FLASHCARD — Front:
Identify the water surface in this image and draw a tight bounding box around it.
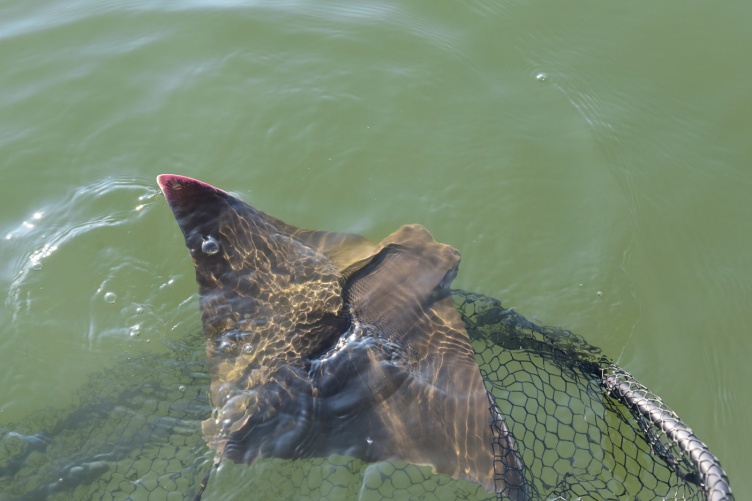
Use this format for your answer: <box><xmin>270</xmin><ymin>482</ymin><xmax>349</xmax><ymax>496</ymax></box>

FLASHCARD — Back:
<box><xmin>1</xmin><ymin>1</ymin><xmax>750</xmax><ymax>499</ymax></box>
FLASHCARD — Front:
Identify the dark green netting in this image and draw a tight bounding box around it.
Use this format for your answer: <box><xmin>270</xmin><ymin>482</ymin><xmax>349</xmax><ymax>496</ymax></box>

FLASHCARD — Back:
<box><xmin>0</xmin><ymin>337</ymin><xmax>210</xmax><ymax>501</ymax></box>
<box><xmin>458</xmin><ymin>291</ymin><xmax>732</xmax><ymax>501</ymax></box>
<box><xmin>0</xmin><ymin>290</ymin><xmax>732</xmax><ymax>500</ymax></box>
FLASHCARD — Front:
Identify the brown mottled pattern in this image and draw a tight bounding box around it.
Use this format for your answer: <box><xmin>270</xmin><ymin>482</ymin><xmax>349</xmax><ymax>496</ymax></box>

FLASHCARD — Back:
<box><xmin>157</xmin><ymin>174</ymin><xmax>525</xmax><ymax>499</ymax></box>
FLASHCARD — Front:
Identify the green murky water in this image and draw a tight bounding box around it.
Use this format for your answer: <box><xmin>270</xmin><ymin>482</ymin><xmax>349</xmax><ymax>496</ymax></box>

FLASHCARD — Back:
<box><xmin>1</xmin><ymin>1</ymin><xmax>750</xmax><ymax>499</ymax></box>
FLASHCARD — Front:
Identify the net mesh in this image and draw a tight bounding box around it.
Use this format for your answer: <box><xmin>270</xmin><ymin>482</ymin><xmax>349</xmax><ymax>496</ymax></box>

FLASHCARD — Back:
<box><xmin>458</xmin><ymin>290</ymin><xmax>732</xmax><ymax>501</ymax></box>
<box><xmin>0</xmin><ymin>290</ymin><xmax>732</xmax><ymax>500</ymax></box>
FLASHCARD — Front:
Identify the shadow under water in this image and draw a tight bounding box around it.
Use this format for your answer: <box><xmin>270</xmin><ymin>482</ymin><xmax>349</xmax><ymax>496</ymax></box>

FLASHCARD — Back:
<box><xmin>0</xmin><ymin>290</ymin><xmax>732</xmax><ymax>501</ymax></box>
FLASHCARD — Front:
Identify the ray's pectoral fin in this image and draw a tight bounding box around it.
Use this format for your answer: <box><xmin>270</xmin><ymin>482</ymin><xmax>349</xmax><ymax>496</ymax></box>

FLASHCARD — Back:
<box><xmin>330</xmin><ymin>224</ymin><xmax>527</xmax><ymax>499</ymax></box>
<box><xmin>158</xmin><ymin>174</ymin><xmax>348</xmax><ymax>448</ymax></box>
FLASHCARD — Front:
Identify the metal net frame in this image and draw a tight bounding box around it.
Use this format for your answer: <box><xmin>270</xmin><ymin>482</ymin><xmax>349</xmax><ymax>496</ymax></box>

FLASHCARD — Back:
<box><xmin>0</xmin><ymin>290</ymin><xmax>733</xmax><ymax>500</ymax></box>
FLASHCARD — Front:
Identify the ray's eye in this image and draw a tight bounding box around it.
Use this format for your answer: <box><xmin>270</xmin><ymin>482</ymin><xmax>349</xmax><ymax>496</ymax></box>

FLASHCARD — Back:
<box><xmin>202</xmin><ymin>236</ymin><xmax>220</xmax><ymax>255</ymax></box>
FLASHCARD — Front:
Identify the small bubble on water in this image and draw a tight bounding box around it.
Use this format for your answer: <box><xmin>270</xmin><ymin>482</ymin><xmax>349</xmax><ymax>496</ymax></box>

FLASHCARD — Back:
<box><xmin>202</xmin><ymin>236</ymin><xmax>220</xmax><ymax>255</ymax></box>
<box><xmin>536</xmin><ymin>72</ymin><xmax>548</xmax><ymax>82</ymax></box>
<box><xmin>104</xmin><ymin>292</ymin><xmax>117</xmax><ymax>304</ymax></box>
<box><xmin>30</xmin><ymin>260</ymin><xmax>43</xmax><ymax>271</ymax></box>
<box><xmin>178</xmin><ymin>385</ymin><xmax>187</xmax><ymax>392</ymax></box>
<box><xmin>136</xmin><ymin>306</ymin><xmax>144</xmax><ymax>314</ymax></box>
<box><xmin>366</xmin><ymin>437</ymin><xmax>373</xmax><ymax>445</ymax></box>
<box><xmin>129</xmin><ymin>324</ymin><xmax>140</xmax><ymax>337</ymax></box>
<box><xmin>596</xmin><ymin>291</ymin><xmax>603</xmax><ymax>297</ymax></box>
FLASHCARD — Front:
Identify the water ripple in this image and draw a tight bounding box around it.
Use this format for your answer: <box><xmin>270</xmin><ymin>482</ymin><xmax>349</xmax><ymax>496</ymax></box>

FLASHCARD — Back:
<box><xmin>4</xmin><ymin>176</ymin><xmax>160</xmax><ymax>324</ymax></box>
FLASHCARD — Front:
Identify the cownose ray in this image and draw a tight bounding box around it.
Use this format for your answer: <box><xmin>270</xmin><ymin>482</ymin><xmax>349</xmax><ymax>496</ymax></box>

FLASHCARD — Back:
<box><xmin>157</xmin><ymin>174</ymin><xmax>526</xmax><ymax>500</ymax></box>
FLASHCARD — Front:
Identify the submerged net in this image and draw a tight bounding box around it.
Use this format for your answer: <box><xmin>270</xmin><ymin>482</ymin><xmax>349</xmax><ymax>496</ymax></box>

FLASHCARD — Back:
<box><xmin>0</xmin><ymin>336</ymin><xmax>211</xmax><ymax>501</ymax></box>
<box><xmin>458</xmin><ymin>291</ymin><xmax>733</xmax><ymax>501</ymax></box>
<box><xmin>0</xmin><ymin>291</ymin><xmax>733</xmax><ymax>500</ymax></box>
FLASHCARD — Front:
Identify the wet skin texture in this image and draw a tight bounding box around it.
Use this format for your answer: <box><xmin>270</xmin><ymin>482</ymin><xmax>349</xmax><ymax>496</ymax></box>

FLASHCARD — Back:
<box><xmin>158</xmin><ymin>174</ymin><xmax>525</xmax><ymax>499</ymax></box>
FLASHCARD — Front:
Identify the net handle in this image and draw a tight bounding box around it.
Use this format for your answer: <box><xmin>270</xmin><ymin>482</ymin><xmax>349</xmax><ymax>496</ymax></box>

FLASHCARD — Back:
<box><xmin>601</xmin><ymin>365</ymin><xmax>733</xmax><ymax>501</ymax></box>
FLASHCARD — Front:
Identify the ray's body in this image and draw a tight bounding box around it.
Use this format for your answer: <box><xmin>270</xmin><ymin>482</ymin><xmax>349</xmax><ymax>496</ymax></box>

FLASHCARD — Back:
<box><xmin>158</xmin><ymin>175</ymin><xmax>525</xmax><ymax>500</ymax></box>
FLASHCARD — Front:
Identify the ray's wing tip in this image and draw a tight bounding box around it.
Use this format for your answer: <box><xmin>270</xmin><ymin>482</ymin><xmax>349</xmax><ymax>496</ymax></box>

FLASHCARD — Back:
<box><xmin>156</xmin><ymin>174</ymin><xmax>230</xmax><ymax>204</ymax></box>
<box><xmin>156</xmin><ymin>173</ymin><xmax>175</xmax><ymax>186</ymax></box>
<box><xmin>157</xmin><ymin>173</ymin><xmax>209</xmax><ymax>191</ymax></box>
<box><xmin>157</xmin><ymin>173</ymin><xmax>185</xmax><ymax>189</ymax></box>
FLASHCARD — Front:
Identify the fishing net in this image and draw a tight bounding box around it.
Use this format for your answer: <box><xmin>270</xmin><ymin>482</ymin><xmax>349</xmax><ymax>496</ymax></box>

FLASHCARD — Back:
<box><xmin>0</xmin><ymin>336</ymin><xmax>210</xmax><ymax>501</ymax></box>
<box><xmin>0</xmin><ymin>290</ymin><xmax>733</xmax><ymax>500</ymax></box>
<box><xmin>458</xmin><ymin>291</ymin><xmax>733</xmax><ymax>501</ymax></box>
